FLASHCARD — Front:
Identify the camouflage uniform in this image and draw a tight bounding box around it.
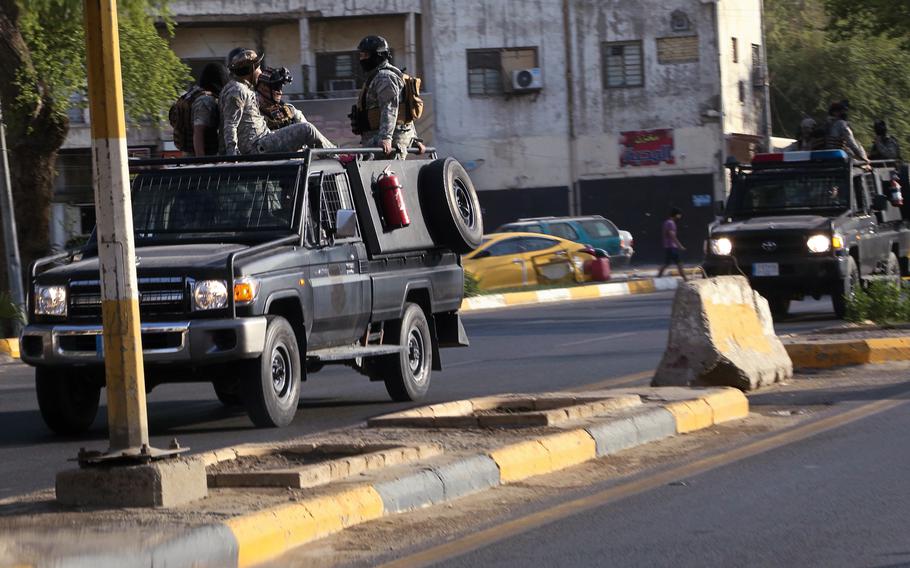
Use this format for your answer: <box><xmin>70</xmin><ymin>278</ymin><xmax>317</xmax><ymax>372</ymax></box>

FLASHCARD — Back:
<box><xmin>259</xmin><ymin>98</ymin><xmax>306</xmax><ymax>131</ymax></box>
<box><xmin>359</xmin><ymin>62</ymin><xmax>416</xmax><ymax>159</ymax></box>
<box><xmin>825</xmin><ymin>117</ymin><xmax>869</xmax><ymax>163</ymax></box>
<box><xmin>191</xmin><ymin>92</ymin><xmax>222</xmax><ymax>155</ymax></box>
<box><xmin>871</xmin><ymin>135</ymin><xmax>902</xmax><ymax>161</ymax></box>
<box><xmin>221</xmin><ymin>77</ymin><xmax>334</xmax><ymax>155</ymax></box>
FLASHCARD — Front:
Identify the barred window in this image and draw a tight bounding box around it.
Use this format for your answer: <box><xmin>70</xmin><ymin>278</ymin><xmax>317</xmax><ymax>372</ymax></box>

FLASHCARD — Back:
<box><xmin>467</xmin><ymin>50</ymin><xmax>503</xmax><ymax>96</ymax></box>
<box><xmin>306</xmin><ymin>172</ymin><xmax>356</xmax><ymax>245</ymax></box>
<box><xmin>602</xmin><ymin>41</ymin><xmax>643</xmax><ymax>88</ymax></box>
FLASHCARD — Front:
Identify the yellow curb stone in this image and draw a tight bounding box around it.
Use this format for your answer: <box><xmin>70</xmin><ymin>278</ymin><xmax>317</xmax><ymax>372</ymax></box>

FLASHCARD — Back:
<box><xmin>537</xmin><ymin>430</ymin><xmax>597</xmax><ymax>471</ymax></box>
<box><xmin>503</xmin><ymin>291</ymin><xmax>539</xmax><ymax>306</ymax></box>
<box><xmin>489</xmin><ymin>440</ymin><xmax>552</xmax><ymax>483</ymax></box>
<box><xmin>700</xmin><ymin>389</ymin><xmax>750</xmax><ymax>424</ymax></box>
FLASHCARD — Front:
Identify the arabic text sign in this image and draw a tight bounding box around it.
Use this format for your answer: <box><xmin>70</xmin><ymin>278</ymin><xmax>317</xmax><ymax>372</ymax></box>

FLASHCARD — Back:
<box><xmin>620</xmin><ymin>129</ymin><xmax>675</xmax><ymax>167</ymax></box>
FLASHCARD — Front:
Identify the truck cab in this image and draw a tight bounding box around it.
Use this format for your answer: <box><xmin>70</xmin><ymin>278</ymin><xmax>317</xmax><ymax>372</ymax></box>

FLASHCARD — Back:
<box><xmin>703</xmin><ymin>150</ymin><xmax>909</xmax><ymax>318</ymax></box>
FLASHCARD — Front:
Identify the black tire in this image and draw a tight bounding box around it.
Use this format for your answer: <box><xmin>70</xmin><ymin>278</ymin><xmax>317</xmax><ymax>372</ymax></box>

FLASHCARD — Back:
<box><xmin>885</xmin><ymin>252</ymin><xmax>901</xmax><ymax>284</ymax></box>
<box><xmin>212</xmin><ymin>378</ymin><xmax>243</xmax><ymax>407</ymax></box>
<box><xmin>419</xmin><ymin>157</ymin><xmax>483</xmax><ymax>253</ymax></box>
<box><xmin>35</xmin><ymin>367</ymin><xmax>101</xmax><ymax>435</ymax></box>
<box><xmin>240</xmin><ymin>316</ymin><xmax>302</xmax><ymax>427</ymax></box>
<box><xmin>767</xmin><ymin>295</ymin><xmax>791</xmax><ymax>319</ymax></box>
<box><xmin>832</xmin><ymin>256</ymin><xmax>859</xmax><ymax>319</ymax></box>
<box><xmin>377</xmin><ymin>303</ymin><xmax>433</xmax><ymax>402</ymax></box>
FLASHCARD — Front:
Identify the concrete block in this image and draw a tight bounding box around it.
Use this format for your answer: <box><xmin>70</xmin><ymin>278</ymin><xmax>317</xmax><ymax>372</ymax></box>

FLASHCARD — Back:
<box><xmin>56</xmin><ymin>456</ymin><xmax>208</xmax><ymax>508</ymax></box>
<box><xmin>653</xmin><ymin>276</ymin><xmax>792</xmax><ymax>391</ymax></box>
<box><xmin>629</xmin><ymin>407</ymin><xmax>677</xmax><ymax>444</ymax></box>
<box><xmin>373</xmin><ymin>469</ymin><xmax>445</xmax><ymax>513</ymax></box>
<box><xmin>431</xmin><ymin>455</ymin><xmax>500</xmax><ymax>500</ymax></box>
<box><xmin>585</xmin><ymin>416</ymin><xmax>639</xmax><ymax>457</ymax></box>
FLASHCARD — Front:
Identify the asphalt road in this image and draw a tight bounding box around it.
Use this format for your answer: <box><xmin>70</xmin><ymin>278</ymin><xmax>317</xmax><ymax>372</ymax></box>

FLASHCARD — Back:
<box><xmin>0</xmin><ymin>291</ymin><xmax>837</xmax><ymax>498</ymax></box>
<box><xmin>430</xmin><ymin>395</ymin><xmax>910</xmax><ymax>568</ymax></box>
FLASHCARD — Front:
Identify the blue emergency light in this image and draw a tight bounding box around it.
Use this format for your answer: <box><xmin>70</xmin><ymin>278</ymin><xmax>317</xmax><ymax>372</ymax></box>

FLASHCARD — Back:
<box><xmin>752</xmin><ymin>150</ymin><xmax>849</xmax><ymax>164</ymax></box>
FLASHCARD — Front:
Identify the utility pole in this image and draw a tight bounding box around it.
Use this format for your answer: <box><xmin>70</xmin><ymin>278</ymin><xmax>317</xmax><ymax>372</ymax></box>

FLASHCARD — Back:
<box><xmin>83</xmin><ymin>0</ymin><xmax>149</xmax><ymax>456</ymax></box>
<box><xmin>562</xmin><ymin>0</ymin><xmax>580</xmax><ymax>216</ymax></box>
<box><xmin>0</xmin><ymin>99</ymin><xmax>25</xmax><ymax>333</ymax></box>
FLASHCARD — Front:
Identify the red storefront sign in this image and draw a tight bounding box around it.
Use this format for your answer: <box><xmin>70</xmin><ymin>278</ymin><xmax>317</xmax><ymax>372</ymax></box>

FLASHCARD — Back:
<box><xmin>619</xmin><ymin>129</ymin><xmax>675</xmax><ymax>167</ymax></box>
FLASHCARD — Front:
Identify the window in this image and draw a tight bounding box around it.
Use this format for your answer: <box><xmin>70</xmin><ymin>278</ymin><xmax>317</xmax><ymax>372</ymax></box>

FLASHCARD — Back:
<box><xmin>751</xmin><ymin>44</ymin><xmax>763</xmax><ymax>86</ymax></box>
<box><xmin>306</xmin><ymin>172</ymin><xmax>356</xmax><ymax>245</ymax></box>
<box><xmin>739</xmin><ymin>80</ymin><xmax>746</xmax><ymax>103</ymax></box>
<box><xmin>732</xmin><ymin>37</ymin><xmax>739</xmax><ymax>63</ymax></box>
<box><xmin>602</xmin><ymin>41</ymin><xmax>643</xmax><ymax>88</ymax></box>
<box><xmin>548</xmin><ymin>222</ymin><xmax>579</xmax><ymax>241</ymax></box>
<box><xmin>315</xmin><ymin>51</ymin><xmax>367</xmax><ymax>94</ymax></box>
<box><xmin>521</xmin><ymin>237</ymin><xmax>559</xmax><ymax>253</ymax></box>
<box><xmin>580</xmin><ymin>220</ymin><xmax>617</xmax><ymax>238</ymax></box>
<box><xmin>467</xmin><ymin>47</ymin><xmax>538</xmax><ymax>96</ymax></box>
<box><xmin>486</xmin><ymin>238</ymin><xmax>523</xmax><ymax>257</ymax></box>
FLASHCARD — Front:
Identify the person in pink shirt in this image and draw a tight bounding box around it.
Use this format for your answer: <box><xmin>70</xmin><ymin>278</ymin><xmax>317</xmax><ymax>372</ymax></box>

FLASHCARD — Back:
<box><xmin>657</xmin><ymin>207</ymin><xmax>688</xmax><ymax>281</ymax></box>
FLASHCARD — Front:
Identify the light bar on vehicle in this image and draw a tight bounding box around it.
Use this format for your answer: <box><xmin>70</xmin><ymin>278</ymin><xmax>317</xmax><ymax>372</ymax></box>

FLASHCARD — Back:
<box><xmin>752</xmin><ymin>150</ymin><xmax>849</xmax><ymax>164</ymax></box>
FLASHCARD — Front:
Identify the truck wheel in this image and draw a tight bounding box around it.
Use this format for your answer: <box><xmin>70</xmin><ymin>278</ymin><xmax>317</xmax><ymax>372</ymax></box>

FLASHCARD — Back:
<box><xmin>212</xmin><ymin>378</ymin><xmax>243</xmax><ymax>407</ymax></box>
<box><xmin>419</xmin><ymin>157</ymin><xmax>483</xmax><ymax>254</ymax></box>
<box><xmin>767</xmin><ymin>295</ymin><xmax>790</xmax><ymax>319</ymax></box>
<box><xmin>240</xmin><ymin>316</ymin><xmax>301</xmax><ymax>427</ymax></box>
<box><xmin>885</xmin><ymin>252</ymin><xmax>901</xmax><ymax>284</ymax></box>
<box><xmin>379</xmin><ymin>303</ymin><xmax>432</xmax><ymax>402</ymax></box>
<box><xmin>832</xmin><ymin>257</ymin><xmax>859</xmax><ymax>319</ymax></box>
<box><xmin>35</xmin><ymin>367</ymin><xmax>101</xmax><ymax>435</ymax></box>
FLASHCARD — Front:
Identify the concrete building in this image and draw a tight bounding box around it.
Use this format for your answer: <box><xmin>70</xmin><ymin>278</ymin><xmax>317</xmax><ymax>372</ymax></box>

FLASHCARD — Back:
<box><xmin>52</xmin><ymin>0</ymin><xmax>768</xmax><ymax>261</ymax></box>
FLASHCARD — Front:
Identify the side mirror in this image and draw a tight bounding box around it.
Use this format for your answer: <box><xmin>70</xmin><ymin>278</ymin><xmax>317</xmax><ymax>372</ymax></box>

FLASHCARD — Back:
<box><xmin>335</xmin><ymin>209</ymin><xmax>358</xmax><ymax>239</ymax></box>
<box><xmin>713</xmin><ymin>200</ymin><xmax>725</xmax><ymax>217</ymax></box>
<box><xmin>872</xmin><ymin>194</ymin><xmax>889</xmax><ymax>212</ymax></box>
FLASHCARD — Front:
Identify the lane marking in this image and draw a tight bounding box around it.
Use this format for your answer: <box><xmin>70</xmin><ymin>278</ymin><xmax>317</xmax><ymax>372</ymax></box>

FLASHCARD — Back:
<box><xmin>558</xmin><ymin>332</ymin><xmax>637</xmax><ymax>348</ymax></box>
<box><xmin>379</xmin><ymin>396</ymin><xmax>907</xmax><ymax>568</ymax></box>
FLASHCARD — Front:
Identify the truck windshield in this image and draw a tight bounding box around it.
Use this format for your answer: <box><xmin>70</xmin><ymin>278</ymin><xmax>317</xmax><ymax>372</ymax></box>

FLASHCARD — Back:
<box><xmin>130</xmin><ymin>166</ymin><xmax>300</xmax><ymax>239</ymax></box>
<box><xmin>727</xmin><ymin>171</ymin><xmax>850</xmax><ymax>215</ymax></box>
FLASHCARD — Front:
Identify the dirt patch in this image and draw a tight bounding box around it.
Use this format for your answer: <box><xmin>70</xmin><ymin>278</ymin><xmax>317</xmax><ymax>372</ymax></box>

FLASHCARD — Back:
<box><xmin>208</xmin><ymin>450</ymin><xmax>356</xmax><ymax>474</ymax></box>
<box><xmin>782</xmin><ymin>323</ymin><xmax>910</xmax><ymax>341</ymax></box>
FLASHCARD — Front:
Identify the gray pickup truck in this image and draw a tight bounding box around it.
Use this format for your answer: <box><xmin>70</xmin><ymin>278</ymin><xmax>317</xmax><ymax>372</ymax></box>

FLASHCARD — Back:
<box><xmin>704</xmin><ymin>149</ymin><xmax>910</xmax><ymax>318</ymax></box>
<box><xmin>21</xmin><ymin>149</ymin><xmax>483</xmax><ymax>433</ymax></box>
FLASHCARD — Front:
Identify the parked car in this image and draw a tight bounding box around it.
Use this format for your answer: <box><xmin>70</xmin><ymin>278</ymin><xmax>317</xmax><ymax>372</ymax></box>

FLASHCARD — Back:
<box><xmin>463</xmin><ymin>232</ymin><xmax>594</xmax><ymax>291</ymax></box>
<box><xmin>495</xmin><ymin>215</ymin><xmax>634</xmax><ymax>267</ymax></box>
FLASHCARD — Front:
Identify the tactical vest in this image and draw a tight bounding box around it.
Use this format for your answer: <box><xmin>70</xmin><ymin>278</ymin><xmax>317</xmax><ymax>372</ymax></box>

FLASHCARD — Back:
<box><xmin>352</xmin><ymin>65</ymin><xmax>421</xmax><ymax>133</ymax></box>
<box><xmin>260</xmin><ymin>102</ymin><xmax>296</xmax><ymax>131</ymax></box>
<box><xmin>824</xmin><ymin>119</ymin><xmax>849</xmax><ymax>152</ymax></box>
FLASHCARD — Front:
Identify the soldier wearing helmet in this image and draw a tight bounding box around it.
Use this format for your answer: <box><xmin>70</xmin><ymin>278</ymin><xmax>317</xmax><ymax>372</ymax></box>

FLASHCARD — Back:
<box><xmin>220</xmin><ymin>48</ymin><xmax>334</xmax><ymax>155</ymax></box>
<box><xmin>256</xmin><ymin>66</ymin><xmax>307</xmax><ymax>131</ymax></box>
<box><xmin>351</xmin><ymin>35</ymin><xmax>418</xmax><ymax>159</ymax></box>
<box><xmin>870</xmin><ymin>119</ymin><xmax>902</xmax><ymax>161</ymax></box>
<box><xmin>824</xmin><ymin>100</ymin><xmax>869</xmax><ymax>165</ymax></box>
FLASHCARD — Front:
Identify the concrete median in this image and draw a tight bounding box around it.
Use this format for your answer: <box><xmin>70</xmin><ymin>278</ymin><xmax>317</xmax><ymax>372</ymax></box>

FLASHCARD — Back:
<box><xmin>652</xmin><ymin>276</ymin><xmax>792</xmax><ymax>391</ymax></box>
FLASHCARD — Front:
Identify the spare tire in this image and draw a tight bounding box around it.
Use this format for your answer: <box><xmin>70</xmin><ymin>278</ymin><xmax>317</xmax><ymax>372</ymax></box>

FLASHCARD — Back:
<box><xmin>418</xmin><ymin>158</ymin><xmax>483</xmax><ymax>253</ymax></box>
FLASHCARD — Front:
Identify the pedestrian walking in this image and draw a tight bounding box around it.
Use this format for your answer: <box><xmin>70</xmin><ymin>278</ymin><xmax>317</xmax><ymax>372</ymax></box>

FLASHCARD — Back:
<box><xmin>657</xmin><ymin>207</ymin><xmax>688</xmax><ymax>281</ymax></box>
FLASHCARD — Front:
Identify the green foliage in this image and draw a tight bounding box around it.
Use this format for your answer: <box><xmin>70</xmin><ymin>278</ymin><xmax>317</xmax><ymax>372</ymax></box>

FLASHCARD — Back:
<box><xmin>825</xmin><ymin>0</ymin><xmax>910</xmax><ymax>48</ymax></box>
<box><xmin>0</xmin><ymin>291</ymin><xmax>25</xmax><ymax>324</ymax></box>
<box><xmin>17</xmin><ymin>0</ymin><xmax>190</xmax><ymax>123</ymax></box>
<box><xmin>845</xmin><ymin>281</ymin><xmax>910</xmax><ymax>324</ymax></box>
<box><xmin>464</xmin><ymin>271</ymin><xmax>481</xmax><ymax>298</ymax></box>
<box><xmin>767</xmin><ymin>0</ymin><xmax>910</xmax><ymax>151</ymax></box>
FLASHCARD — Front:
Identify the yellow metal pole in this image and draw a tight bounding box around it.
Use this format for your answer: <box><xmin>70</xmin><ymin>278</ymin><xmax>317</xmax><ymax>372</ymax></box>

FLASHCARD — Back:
<box><xmin>83</xmin><ymin>0</ymin><xmax>148</xmax><ymax>453</ymax></box>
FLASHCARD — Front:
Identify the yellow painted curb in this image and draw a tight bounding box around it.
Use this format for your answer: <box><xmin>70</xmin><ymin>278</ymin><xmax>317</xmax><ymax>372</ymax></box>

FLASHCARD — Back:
<box><xmin>488</xmin><ymin>439</ymin><xmax>552</xmax><ymax>483</ymax></box>
<box><xmin>226</xmin><ymin>485</ymin><xmax>383</xmax><ymax>568</ymax></box>
<box><xmin>568</xmin><ymin>286</ymin><xmax>604</xmax><ymax>300</ymax></box>
<box><xmin>503</xmin><ymin>291</ymin><xmax>539</xmax><ymax>306</ymax></box>
<box><xmin>785</xmin><ymin>337</ymin><xmax>910</xmax><ymax>369</ymax></box>
<box><xmin>0</xmin><ymin>338</ymin><xmax>19</xmax><ymax>359</ymax></box>
<box><xmin>700</xmin><ymin>388</ymin><xmax>750</xmax><ymax>425</ymax></box>
<box><xmin>537</xmin><ymin>430</ymin><xmax>597</xmax><ymax>471</ymax></box>
<box><xmin>627</xmin><ymin>280</ymin><xmax>656</xmax><ymax>294</ymax></box>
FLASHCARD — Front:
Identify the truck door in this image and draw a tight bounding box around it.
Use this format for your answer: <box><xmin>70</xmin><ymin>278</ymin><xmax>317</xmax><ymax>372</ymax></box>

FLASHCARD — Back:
<box><xmin>305</xmin><ymin>172</ymin><xmax>370</xmax><ymax>347</ymax></box>
<box><xmin>852</xmin><ymin>174</ymin><xmax>883</xmax><ymax>275</ymax></box>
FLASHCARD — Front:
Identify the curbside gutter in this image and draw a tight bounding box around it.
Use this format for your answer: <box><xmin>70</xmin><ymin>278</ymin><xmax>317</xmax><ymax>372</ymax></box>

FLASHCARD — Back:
<box><xmin>460</xmin><ymin>276</ymin><xmax>682</xmax><ymax>312</ymax></box>
<box><xmin>785</xmin><ymin>337</ymin><xmax>910</xmax><ymax>369</ymax></box>
<box><xmin>118</xmin><ymin>388</ymin><xmax>748</xmax><ymax>568</ymax></box>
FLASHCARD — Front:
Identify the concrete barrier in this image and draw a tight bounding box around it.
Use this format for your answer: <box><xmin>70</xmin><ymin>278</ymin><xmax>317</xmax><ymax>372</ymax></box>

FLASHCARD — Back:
<box><xmin>652</xmin><ymin>276</ymin><xmax>792</xmax><ymax>391</ymax></box>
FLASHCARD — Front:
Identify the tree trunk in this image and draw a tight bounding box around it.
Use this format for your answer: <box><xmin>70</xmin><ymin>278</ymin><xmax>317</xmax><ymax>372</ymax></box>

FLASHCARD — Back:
<box><xmin>0</xmin><ymin>0</ymin><xmax>69</xmax><ymax>289</ymax></box>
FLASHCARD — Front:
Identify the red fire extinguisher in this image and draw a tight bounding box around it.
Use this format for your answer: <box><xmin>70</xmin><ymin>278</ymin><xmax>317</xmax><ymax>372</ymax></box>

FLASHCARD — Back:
<box><xmin>376</xmin><ymin>167</ymin><xmax>411</xmax><ymax>229</ymax></box>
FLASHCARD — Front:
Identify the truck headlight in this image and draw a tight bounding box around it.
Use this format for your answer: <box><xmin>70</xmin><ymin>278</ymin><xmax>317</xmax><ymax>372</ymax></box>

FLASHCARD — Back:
<box><xmin>233</xmin><ymin>277</ymin><xmax>260</xmax><ymax>305</ymax></box>
<box><xmin>193</xmin><ymin>280</ymin><xmax>228</xmax><ymax>311</ymax></box>
<box><xmin>807</xmin><ymin>235</ymin><xmax>831</xmax><ymax>253</ymax></box>
<box><xmin>710</xmin><ymin>237</ymin><xmax>733</xmax><ymax>256</ymax></box>
<box><xmin>35</xmin><ymin>285</ymin><xmax>67</xmax><ymax>316</ymax></box>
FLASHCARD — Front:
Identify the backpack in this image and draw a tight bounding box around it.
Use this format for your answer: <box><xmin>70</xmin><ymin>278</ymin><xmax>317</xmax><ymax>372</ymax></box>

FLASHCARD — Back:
<box><xmin>400</xmin><ymin>73</ymin><xmax>424</xmax><ymax>123</ymax></box>
<box><xmin>168</xmin><ymin>86</ymin><xmax>212</xmax><ymax>153</ymax></box>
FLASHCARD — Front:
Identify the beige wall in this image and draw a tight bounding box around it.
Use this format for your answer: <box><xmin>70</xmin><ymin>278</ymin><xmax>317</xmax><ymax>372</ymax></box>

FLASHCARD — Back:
<box><xmin>311</xmin><ymin>15</ymin><xmax>407</xmax><ymax>60</ymax></box>
<box><xmin>170</xmin><ymin>26</ymin><xmax>258</xmax><ymax>62</ymax></box>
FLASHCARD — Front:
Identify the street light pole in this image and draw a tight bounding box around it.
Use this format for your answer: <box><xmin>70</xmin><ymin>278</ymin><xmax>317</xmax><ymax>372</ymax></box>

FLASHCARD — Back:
<box><xmin>83</xmin><ymin>0</ymin><xmax>149</xmax><ymax>456</ymax></box>
<box><xmin>0</xmin><ymin>99</ymin><xmax>25</xmax><ymax>333</ymax></box>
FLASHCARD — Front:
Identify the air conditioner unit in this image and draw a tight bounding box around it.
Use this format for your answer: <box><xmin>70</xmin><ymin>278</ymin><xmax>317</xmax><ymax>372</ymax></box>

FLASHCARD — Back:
<box><xmin>511</xmin><ymin>68</ymin><xmax>543</xmax><ymax>92</ymax></box>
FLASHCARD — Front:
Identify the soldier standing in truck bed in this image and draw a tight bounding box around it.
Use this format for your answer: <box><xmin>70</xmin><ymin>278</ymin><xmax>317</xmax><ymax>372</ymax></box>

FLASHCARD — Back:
<box><xmin>352</xmin><ymin>35</ymin><xmax>418</xmax><ymax>159</ymax></box>
<box><xmin>870</xmin><ymin>119</ymin><xmax>902</xmax><ymax>161</ymax></box>
<box><xmin>824</xmin><ymin>100</ymin><xmax>870</xmax><ymax>165</ymax></box>
<box><xmin>221</xmin><ymin>48</ymin><xmax>335</xmax><ymax>155</ymax></box>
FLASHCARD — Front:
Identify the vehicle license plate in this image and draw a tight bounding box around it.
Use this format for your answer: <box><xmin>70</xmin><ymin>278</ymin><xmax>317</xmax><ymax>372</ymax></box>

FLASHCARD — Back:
<box><xmin>752</xmin><ymin>262</ymin><xmax>779</xmax><ymax>277</ymax></box>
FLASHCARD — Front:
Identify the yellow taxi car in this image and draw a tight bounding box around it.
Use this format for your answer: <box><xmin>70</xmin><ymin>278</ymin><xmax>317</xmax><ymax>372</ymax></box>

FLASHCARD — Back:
<box><xmin>462</xmin><ymin>232</ymin><xmax>594</xmax><ymax>291</ymax></box>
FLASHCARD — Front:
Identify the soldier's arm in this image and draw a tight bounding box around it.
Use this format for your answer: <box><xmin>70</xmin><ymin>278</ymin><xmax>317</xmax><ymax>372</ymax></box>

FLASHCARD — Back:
<box><xmin>374</xmin><ymin>72</ymin><xmax>402</xmax><ymax>141</ymax></box>
<box><xmin>284</xmin><ymin>102</ymin><xmax>306</xmax><ymax>124</ymax></box>
<box><xmin>843</xmin><ymin>124</ymin><xmax>869</xmax><ymax>163</ymax></box>
<box><xmin>221</xmin><ymin>91</ymin><xmax>243</xmax><ymax>156</ymax></box>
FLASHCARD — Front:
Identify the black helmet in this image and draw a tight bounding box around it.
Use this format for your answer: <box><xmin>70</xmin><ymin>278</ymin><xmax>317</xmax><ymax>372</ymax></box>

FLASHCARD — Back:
<box><xmin>261</xmin><ymin>66</ymin><xmax>293</xmax><ymax>90</ymax></box>
<box><xmin>357</xmin><ymin>35</ymin><xmax>390</xmax><ymax>56</ymax></box>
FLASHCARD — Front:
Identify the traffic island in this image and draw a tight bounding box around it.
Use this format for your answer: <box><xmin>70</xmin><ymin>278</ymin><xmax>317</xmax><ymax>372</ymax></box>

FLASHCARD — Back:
<box><xmin>0</xmin><ymin>387</ymin><xmax>748</xmax><ymax>567</ymax></box>
<box><xmin>782</xmin><ymin>328</ymin><xmax>910</xmax><ymax>369</ymax></box>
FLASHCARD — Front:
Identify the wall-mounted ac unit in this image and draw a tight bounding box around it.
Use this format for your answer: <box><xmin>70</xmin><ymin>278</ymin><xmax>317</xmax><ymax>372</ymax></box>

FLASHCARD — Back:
<box><xmin>511</xmin><ymin>68</ymin><xmax>543</xmax><ymax>92</ymax></box>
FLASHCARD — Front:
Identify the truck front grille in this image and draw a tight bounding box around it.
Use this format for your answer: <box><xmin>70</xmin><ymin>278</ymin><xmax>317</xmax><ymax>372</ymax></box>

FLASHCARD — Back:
<box><xmin>68</xmin><ymin>277</ymin><xmax>188</xmax><ymax>320</ymax></box>
<box><xmin>732</xmin><ymin>234</ymin><xmax>809</xmax><ymax>256</ymax></box>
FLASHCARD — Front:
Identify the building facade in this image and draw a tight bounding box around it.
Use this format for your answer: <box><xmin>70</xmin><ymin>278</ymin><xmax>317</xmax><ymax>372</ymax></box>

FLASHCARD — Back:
<box><xmin>52</xmin><ymin>0</ymin><xmax>768</xmax><ymax>261</ymax></box>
